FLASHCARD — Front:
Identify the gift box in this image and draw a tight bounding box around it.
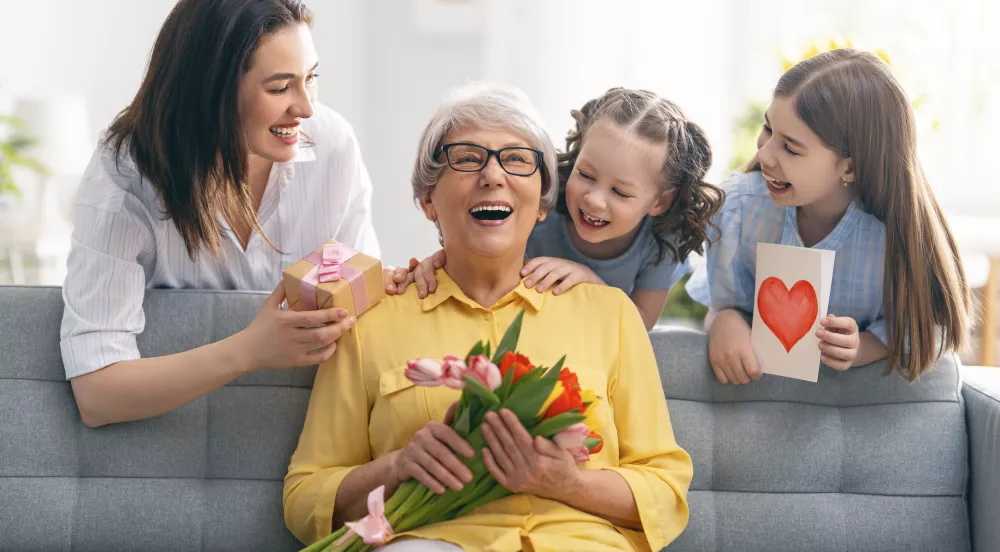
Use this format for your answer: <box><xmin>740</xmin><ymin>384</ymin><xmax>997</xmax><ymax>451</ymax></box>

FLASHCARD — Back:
<box><xmin>282</xmin><ymin>241</ymin><xmax>386</xmax><ymax>317</ymax></box>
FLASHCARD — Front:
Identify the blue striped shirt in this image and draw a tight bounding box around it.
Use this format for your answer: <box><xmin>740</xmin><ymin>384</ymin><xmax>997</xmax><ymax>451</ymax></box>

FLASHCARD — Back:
<box><xmin>59</xmin><ymin>103</ymin><xmax>380</xmax><ymax>379</ymax></box>
<box><xmin>686</xmin><ymin>171</ymin><xmax>888</xmax><ymax>345</ymax></box>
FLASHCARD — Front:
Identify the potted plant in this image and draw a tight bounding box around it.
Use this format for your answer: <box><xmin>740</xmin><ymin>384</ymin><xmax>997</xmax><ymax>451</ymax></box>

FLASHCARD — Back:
<box><xmin>0</xmin><ymin>114</ymin><xmax>45</xmax><ymax>199</ymax></box>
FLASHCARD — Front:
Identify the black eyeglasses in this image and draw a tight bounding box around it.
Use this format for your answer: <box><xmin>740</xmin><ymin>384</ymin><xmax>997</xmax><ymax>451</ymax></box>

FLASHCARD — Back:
<box><xmin>437</xmin><ymin>142</ymin><xmax>543</xmax><ymax>177</ymax></box>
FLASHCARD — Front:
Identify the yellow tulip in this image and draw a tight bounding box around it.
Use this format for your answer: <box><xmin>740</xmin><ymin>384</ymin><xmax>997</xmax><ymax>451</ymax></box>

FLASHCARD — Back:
<box><xmin>580</xmin><ymin>389</ymin><xmax>601</xmax><ymax>433</ymax></box>
<box><xmin>537</xmin><ymin>381</ymin><xmax>564</xmax><ymax>418</ymax></box>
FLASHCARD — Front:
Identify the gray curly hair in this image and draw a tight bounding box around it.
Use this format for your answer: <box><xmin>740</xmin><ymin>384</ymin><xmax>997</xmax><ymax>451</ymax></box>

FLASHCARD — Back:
<box><xmin>411</xmin><ymin>82</ymin><xmax>559</xmax><ymax>212</ymax></box>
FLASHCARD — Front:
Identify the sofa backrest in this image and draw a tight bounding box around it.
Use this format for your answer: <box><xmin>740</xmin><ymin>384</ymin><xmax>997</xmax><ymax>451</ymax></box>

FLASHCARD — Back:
<box><xmin>0</xmin><ymin>287</ymin><xmax>970</xmax><ymax>551</ymax></box>
<box><xmin>656</xmin><ymin>327</ymin><xmax>970</xmax><ymax>551</ymax></box>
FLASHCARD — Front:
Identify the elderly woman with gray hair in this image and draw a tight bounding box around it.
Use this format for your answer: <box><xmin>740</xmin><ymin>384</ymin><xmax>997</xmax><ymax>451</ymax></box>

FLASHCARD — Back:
<box><xmin>284</xmin><ymin>83</ymin><xmax>693</xmax><ymax>552</ymax></box>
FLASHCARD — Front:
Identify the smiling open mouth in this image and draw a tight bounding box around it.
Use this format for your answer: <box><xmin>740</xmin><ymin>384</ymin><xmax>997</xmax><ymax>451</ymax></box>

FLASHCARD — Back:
<box><xmin>269</xmin><ymin>125</ymin><xmax>299</xmax><ymax>138</ymax></box>
<box><xmin>469</xmin><ymin>205</ymin><xmax>513</xmax><ymax>221</ymax></box>
<box><xmin>580</xmin><ymin>209</ymin><xmax>609</xmax><ymax>227</ymax></box>
<box><xmin>764</xmin><ymin>174</ymin><xmax>791</xmax><ymax>191</ymax></box>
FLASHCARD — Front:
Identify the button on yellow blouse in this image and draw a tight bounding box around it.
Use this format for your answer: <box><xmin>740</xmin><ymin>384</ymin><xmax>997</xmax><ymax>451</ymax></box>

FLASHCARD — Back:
<box><xmin>284</xmin><ymin>270</ymin><xmax>693</xmax><ymax>552</ymax></box>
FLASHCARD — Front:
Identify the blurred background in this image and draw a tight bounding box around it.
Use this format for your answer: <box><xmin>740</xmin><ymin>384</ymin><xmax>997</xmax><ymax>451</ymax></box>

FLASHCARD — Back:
<box><xmin>0</xmin><ymin>0</ymin><xmax>998</xmax><ymax>364</ymax></box>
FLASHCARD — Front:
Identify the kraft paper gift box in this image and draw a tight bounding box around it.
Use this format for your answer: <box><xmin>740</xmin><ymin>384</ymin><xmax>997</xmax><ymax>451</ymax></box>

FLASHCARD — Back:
<box><xmin>282</xmin><ymin>241</ymin><xmax>386</xmax><ymax>317</ymax></box>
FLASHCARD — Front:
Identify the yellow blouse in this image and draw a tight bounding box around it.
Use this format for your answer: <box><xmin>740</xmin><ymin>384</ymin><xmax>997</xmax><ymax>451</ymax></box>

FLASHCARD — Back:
<box><xmin>283</xmin><ymin>270</ymin><xmax>693</xmax><ymax>552</ymax></box>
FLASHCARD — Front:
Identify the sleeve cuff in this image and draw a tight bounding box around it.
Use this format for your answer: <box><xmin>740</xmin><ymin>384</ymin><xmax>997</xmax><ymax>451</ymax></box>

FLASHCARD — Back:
<box><xmin>60</xmin><ymin>331</ymin><xmax>140</xmax><ymax>380</ymax></box>
<box><xmin>603</xmin><ymin>465</ymin><xmax>689</xmax><ymax>551</ymax></box>
<box><xmin>285</xmin><ymin>466</ymin><xmax>359</xmax><ymax>544</ymax></box>
<box><xmin>865</xmin><ymin>319</ymin><xmax>889</xmax><ymax>347</ymax></box>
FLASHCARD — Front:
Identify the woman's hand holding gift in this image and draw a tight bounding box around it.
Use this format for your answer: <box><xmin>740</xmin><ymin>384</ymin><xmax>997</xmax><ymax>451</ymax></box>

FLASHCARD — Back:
<box><xmin>237</xmin><ymin>281</ymin><xmax>356</xmax><ymax>372</ymax></box>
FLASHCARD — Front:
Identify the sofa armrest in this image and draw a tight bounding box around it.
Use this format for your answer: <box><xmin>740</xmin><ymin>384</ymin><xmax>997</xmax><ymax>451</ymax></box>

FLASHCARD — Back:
<box><xmin>962</xmin><ymin>365</ymin><xmax>1000</xmax><ymax>552</ymax></box>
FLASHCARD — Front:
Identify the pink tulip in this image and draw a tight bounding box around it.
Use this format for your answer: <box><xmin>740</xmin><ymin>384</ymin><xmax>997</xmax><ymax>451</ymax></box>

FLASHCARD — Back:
<box><xmin>441</xmin><ymin>355</ymin><xmax>467</xmax><ymax>389</ymax></box>
<box><xmin>405</xmin><ymin>358</ymin><xmax>443</xmax><ymax>386</ymax></box>
<box><xmin>468</xmin><ymin>355</ymin><xmax>502</xmax><ymax>391</ymax></box>
<box><xmin>568</xmin><ymin>445</ymin><xmax>591</xmax><ymax>464</ymax></box>
<box><xmin>553</xmin><ymin>423</ymin><xmax>590</xmax><ymax>450</ymax></box>
<box><xmin>339</xmin><ymin>485</ymin><xmax>393</xmax><ymax>545</ymax></box>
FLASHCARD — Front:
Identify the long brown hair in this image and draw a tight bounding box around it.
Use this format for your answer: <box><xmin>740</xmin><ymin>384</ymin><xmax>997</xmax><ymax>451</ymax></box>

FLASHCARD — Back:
<box><xmin>557</xmin><ymin>88</ymin><xmax>724</xmax><ymax>264</ymax></box>
<box><xmin>106</xmin><ymin>0</ymin><xmax>313</xmax><ymax>260</ymax></box>
<box><xmin>748</xmin><ymin>49</ymin><xmax>971</xmax><ymax>381</ymax></box>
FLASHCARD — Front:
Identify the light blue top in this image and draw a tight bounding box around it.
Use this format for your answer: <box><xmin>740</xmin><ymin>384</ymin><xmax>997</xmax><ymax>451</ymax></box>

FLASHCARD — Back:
<box><xmin>526</xmin><ymin>211</ymin><xmax>689</xmax><ymax>295</ymax></box>
<box><xmin>686</xmin><ymin>171</ymin><xmax>889</xmax><ymax>345</ymax></box>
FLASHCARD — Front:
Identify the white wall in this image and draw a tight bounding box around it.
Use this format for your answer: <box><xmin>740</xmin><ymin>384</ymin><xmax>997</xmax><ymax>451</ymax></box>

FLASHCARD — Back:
<box><xmin>353</xmin><ymin>1</ymin><xmax>484</xmax><ymax>265</ymax></box>
<box><xmin>2</xmin><ymin>0</ymin><xmax>998</xmax><ymax>272</ymax></box>
<box><xmin>0</xmin><ymin>0</ymin><xmax>481</xmax><ymax>266</ymax></box>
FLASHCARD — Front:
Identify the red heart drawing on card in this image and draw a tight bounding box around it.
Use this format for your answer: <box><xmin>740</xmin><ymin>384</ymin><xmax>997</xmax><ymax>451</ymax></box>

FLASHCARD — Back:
<box><xmin>757</xmin><ymin>277</ymin><xmax>819</xmax><ymax>352</ymax></box>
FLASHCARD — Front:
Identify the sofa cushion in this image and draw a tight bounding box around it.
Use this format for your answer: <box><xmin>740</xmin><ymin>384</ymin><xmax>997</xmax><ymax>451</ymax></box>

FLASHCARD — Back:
<box><xmin>0</xmin><ymin>287</ymin><xmax>304</xmax><ymax>551</ymax></box>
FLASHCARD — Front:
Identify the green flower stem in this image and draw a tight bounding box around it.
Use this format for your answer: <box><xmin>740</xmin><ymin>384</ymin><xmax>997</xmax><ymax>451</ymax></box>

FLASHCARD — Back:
<box><xmin>299</xmin><ymin>530</ymin><xmax>342</xmax><ymax>552</ymax></box>
<box><xmin>452</xmin><ymin>482</ymin><xmax>512</xmax><ymax>518</ymax></box>
<box><xmin>388</xmin><ymin>482</ymin><xmax>429</xmax><ymax>526</ymax></box>
<box><xmin>396</xmin><ymin>470</ymin><xmax>496</xmax><ymax>531</ymax></box>
<box><xmin>312</xmin><ymin>481</ymin><xmax>424</xmax><ymax>552</ymax></box>
<box><xmin>340</xmin><ymin>537</ymin><xmax>364</xmax><ymax>552</ymax></box>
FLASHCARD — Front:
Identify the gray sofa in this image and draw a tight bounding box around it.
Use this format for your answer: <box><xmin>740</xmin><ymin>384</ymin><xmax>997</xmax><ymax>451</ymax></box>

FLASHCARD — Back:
<box><xmin>1</xmin><ymin>286</ymin><xmax>998</xmax><ymax>551</ymax></box>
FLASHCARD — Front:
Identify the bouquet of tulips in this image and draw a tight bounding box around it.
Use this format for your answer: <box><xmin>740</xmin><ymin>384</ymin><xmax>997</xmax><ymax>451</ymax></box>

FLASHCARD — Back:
<box><xmin>302</xmin><ymin>309</ymin><xmax>603</xmax><ymax>552</ymax></box>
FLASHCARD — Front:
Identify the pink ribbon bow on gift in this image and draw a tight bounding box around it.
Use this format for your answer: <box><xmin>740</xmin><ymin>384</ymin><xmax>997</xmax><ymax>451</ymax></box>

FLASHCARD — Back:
<box><xmin>335</xmin><ymin>485</ymin><xmax>393</xmax><ymax>546</ymax></box>
<box><xmin>316</xmin><ymin>244</ymin><xmax>346</xmax><ymax>283</ymax></box>
<box><xmin>300</xmin><ymin>243</ymin><xmax>370</xmax><ymax>313</ymax></box>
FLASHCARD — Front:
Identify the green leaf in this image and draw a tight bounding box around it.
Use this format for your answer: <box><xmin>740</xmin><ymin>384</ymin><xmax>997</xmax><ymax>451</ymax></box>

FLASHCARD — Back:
<box><xmin>452</xmin><ymin>407</ymin><xmax>472</xmax><ymax>437</ymax></box>
<box><xmin>506</xmin><ymin>364</ymin><xmax>551</xmax><ymax>397</ymax></box>
<box><xmin>549</xmin><ymin>356</ymin><xmax>565</xmax><ymax>374</ymax></box>
<box><xmin>503</xmin><ymin>364</ymin><xmax>561</xmax><ymax>424</ymax></box>
<box><xmin>463</xmin><ymin>375</ymin><xmax>500</xmax><ymax>408</ymax></box>
<box><xmin>465</xmin><ymin>340</ymin><xmax>487</xmax><ymax>361</ymax></box>
<box><xmin>584</xmin><ymin>436</ymin><xmax>602</xmax><ymax>450</ymax></box>
<box><xmin>497</xmin><ymin>358</ymin><xmax>516</xmax><ymax>402</ymax></box>
<box><xmin>529</xmin><ymin>411</ymin><xmax>586</xmax><ymax>438</ymax></box>
<box><xmin>522</xmin><ymin>366</ymin><xmax>547</xmax><ymax>381</ymax></box>
<box><xmin>0</xmin><ymin>164</ymin><xmax>20</xmax><ymax>199</ymax></box>
<box><xmin>0</xmin><ymin>115</ymin><xmax>25</xmax><ymax>129</ymax></box>
<box><xmin>490</xmin><ymin>308</ymin><xmax>526</xmax><ymax>365</ymax></box>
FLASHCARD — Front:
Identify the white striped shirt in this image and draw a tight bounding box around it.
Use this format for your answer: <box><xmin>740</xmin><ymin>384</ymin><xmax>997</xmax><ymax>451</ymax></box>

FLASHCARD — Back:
<box><xmin>59</xmin><ymin>103</ymin><xmax>380</xmax><ymax>379</ymax></box>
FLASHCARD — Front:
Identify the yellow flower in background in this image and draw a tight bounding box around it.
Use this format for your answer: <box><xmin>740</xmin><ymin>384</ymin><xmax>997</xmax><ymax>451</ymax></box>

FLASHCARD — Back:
<box><xmin>873</xmin><ymin>48</ymin><xmax>892</xmax><ymax>66</ymax></box>
<box><xmin>779</xmin><ymin>35</ymin><xmax>894</xmax><ymax>73</ymax></box>
<box><xmin>728</xmin><ymin>37</ymin><xmax>929</xmax><ymax>173</ymax></box>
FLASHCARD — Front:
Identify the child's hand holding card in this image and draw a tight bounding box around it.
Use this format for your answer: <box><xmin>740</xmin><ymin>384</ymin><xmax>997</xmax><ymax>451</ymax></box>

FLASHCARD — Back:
<box><xmin>751</xmin><ymin>243</ymin><xmax>836</xmax><ymax>382</ymax></box>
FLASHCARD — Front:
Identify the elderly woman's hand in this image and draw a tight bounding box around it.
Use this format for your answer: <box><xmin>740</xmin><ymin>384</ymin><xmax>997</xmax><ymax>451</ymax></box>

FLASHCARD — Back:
<box><xmin>390</xmin><ymin>402</ymin><xmax>476</xmax><ymax>494</ymax></box>
<box><xmin>480</xmin><ymin>409</ymin><xmax>580</xmax><ymax>500</ymax></box>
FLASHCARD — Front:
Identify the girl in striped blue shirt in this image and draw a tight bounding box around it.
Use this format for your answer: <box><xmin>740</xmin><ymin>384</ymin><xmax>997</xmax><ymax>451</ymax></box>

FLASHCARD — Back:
<box><xmin>686</xmin><ymin>49</ymin><xmax>971</xmax><ymax>384</ymax></box>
